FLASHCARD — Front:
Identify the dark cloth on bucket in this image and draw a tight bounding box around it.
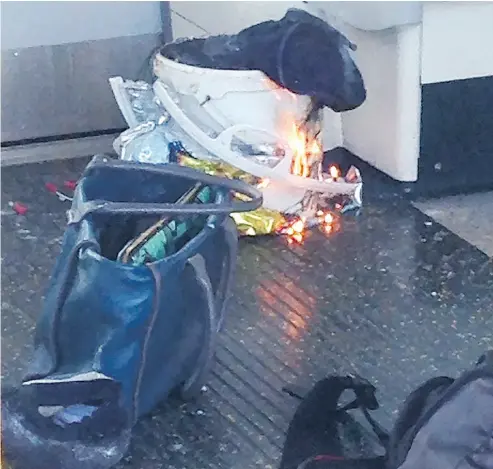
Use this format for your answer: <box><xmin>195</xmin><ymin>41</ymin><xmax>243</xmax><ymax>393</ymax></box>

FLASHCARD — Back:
<box><xmin>160</xmin><ymin>9</ymin><xmax>366</xmax><ymax>113</ymax></box>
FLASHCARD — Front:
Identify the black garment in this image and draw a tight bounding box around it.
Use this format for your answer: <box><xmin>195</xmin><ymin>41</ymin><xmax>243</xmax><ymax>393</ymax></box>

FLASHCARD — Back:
<box><xmin>160</xmin><ymin>9</ymin><xmax>366</xmax><ymax>113</ymax></box>
<box><xmin>280</xmin><ymin>376</ymin><xmax>386</xmax><ymax>469</ymax></box>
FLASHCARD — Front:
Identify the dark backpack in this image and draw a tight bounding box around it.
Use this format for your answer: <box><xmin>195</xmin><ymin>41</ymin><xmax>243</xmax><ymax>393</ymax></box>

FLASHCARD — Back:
<box><xmin>280</xmin><ymin>351</ymin><xmax>493</xmax><ymax>469</ymax></box>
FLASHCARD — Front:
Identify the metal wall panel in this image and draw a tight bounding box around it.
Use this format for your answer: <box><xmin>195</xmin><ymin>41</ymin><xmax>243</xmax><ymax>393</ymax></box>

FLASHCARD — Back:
<box><xmin>1</xmin><ymin>1</ymin><xmax>170</xmax><ymax>144</ymax></box>
<box><xmin>1</xmin><ymin>1</ymin><xmax>163</xmax><ymax>49</ymax></box>
<box><xmin>1</xmin><ymin>34</ymin><xmax>161</xmax><ymax>142</ymax></box>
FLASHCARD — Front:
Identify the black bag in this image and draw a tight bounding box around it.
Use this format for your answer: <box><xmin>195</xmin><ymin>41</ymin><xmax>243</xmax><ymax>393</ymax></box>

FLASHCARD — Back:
<box><xmin>280</xmin><ymin>351</ymin><xmax>493</xmax><ymax>469</ymax></box>
<box><xmin>280</xmin><ymin>376</ymin><xmax>387</xmax><ymax>469</ymax></box>
<box><xmin>1</xmin><ymin>155</ymin><xmax>263</xmax><ymax>469</ymax></box>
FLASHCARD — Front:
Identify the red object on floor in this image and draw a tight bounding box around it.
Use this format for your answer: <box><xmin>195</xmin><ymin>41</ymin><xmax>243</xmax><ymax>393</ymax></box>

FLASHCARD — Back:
<box><xmin>64</xmin><ymin>180</ymin><xmax>78</xmax><ymax>191</ymax></box>
<box><xmin>45</xmin><ymin>182</ymin><xmax>58</xmax><ymax>193</ymax></box>
<box><xmin>13</xmin><ymin>202</ymin><xmax>28</xmax><ymax>215</ymax></box>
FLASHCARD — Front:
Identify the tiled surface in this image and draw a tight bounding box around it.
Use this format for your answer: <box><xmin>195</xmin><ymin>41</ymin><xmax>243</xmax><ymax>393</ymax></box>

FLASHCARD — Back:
<box><xmin>2</xmin><ymin>158</ymin><xmax>493</xmax><ymax>468</ymax></box>
<box><xmin>414</xmin><ymin>192</ymin><xmax>493</xmax><ymax>257</ymax></box>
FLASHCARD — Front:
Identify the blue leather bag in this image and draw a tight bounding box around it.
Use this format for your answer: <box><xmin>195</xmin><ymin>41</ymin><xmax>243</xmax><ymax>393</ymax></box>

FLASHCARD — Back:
<box><xmin>2</xmin><ymin>155</ymin><xmax>262</xmax><ymax>469</ymax></box>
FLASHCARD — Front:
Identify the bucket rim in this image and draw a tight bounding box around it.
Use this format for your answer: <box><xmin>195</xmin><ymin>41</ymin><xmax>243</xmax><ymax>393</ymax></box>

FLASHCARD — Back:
<box><xmin>154</xmin><ymin>52</ymin><xmax>276</xmax><ymax>81</ymax></box>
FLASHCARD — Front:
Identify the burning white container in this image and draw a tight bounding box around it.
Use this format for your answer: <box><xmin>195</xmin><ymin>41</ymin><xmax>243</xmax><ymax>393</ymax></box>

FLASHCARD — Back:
<box><xmin>110</xmin><ymin>50</ymin><xmax>358</xmax><ymax>213</ymax></box>
<box><xmin>152</xmin><ymin>52</ymin><xmax>356</xmax><ymax>212</ymax></box>
<box><xmin>153</xmin><ymin>51</ymin><xmax>312</xmax><ymax>149</ymax></box>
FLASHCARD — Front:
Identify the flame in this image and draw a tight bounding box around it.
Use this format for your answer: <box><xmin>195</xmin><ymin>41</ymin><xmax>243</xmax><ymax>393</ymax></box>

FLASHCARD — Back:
<box><xmin>329</xmin><ymin>165</ymin><xmax>341</xmax><ymax>180</ymax></box>
<box><xmin>281</xmin><ymin>211</ymin><xmax>335</xmax><ymax>245</ymax></box>
<box><xmin>286</xmin><ymin>123</ymin><xmax>322</xmax><ymax>178</ymax></box>
<box><xmin>288</xmin><ymin>123</ymin><xmax>310</xmax><ymax>177</ymax></box>
<box><xmin>280</xmin><ymin>216</ymin><xmax>306</xmax><ymax>244</ymax></box>
<box><xmin>321</xmin><ymin>211</ymin><xmax>335</xmax><ymax>235</ymax></box>
<box><xmin>276</xmin><ymin>104</ymin><xmax>322</xmax><ymax>179</ymax></box>
<box><xmin>292</xmin><ymin>218</ymin><xmax>305</xmax><ymax>233</ymax></box>
<box><xmin>288</xmin><ymin>232</ymin><xmax>304</xmax><ymax>245</ymax></box>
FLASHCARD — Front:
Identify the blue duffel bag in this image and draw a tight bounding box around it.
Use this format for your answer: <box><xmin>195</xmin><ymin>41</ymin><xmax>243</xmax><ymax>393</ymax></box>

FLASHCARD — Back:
<box><xmin>2</xmin><ymin>154</ymin><xmax>262</xmax><ymax>469</ymax></box>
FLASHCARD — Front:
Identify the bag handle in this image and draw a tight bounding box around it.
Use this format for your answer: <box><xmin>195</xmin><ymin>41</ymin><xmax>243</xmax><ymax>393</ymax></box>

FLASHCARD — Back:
<box><xmin>283</xmin><ymin>375</ymin><xmax>380</xmax><ymax>413</ymax></box>
<box><xmin>178</xmin><ymin>254</ymin><xmax>218</xmax><ymax>400</ymax></box>
<box><xmin>337</xmin><ymin>376</ymin><xmax>389</xmax><ymax>448</ymax></box>
<box><xmin>283</xmin><ymin>375</ymin><xmax>389</xmax><ymax>469</ymax></box>
<box><xmin>24</xmin><ymin>239</ymin><xmax>100</xmax><ymax>381</ymax></box>
<box><xmin>213</xmin><ymin>217</ymin><xmax>238</xmax><ymax>331</ymax></box>
<box><xmin>68</xmin><ymin>155</ymin><xmax>263</xmax><ymax>224</ymax></box>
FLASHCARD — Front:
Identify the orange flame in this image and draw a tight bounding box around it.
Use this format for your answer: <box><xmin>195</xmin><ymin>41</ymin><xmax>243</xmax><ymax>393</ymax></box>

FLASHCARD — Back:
<box><xmin>329</xmin><ymin>165</ymin><xmax>341</xmax><ymax>180</ymax></box>
<box><xmin>286</xmin><ymin>123</ymin><xmax>322</xmax><ymax>178</ymax></box>
<box><xmin>283</xmin><ymin>210</ymin><xmax>336</xmax><ymax>245</ymax></box>
<box><xmin>288</xmin><ymin>123</ymin><xmax>309</xmax><ymax>177</ymax></box>
<box><xmin>292</xmin><ymin>218</ymin><xmax>305</xmax><ymax>233</ymax></box>
<box><xmin>274</xmin><ymin>99</ymin><xmax>322</xmax><ymax>179</ymax></box>
<box><xmin>288</xmin><ymin>233</ymin><xmax>304</xmax><ymax>244</ymax></box>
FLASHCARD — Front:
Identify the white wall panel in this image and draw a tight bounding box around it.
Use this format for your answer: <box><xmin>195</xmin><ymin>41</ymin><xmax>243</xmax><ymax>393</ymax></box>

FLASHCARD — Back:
<box><xmin>171</xmin><ymin>1</ymin><xmax>303</xmax><ymax>36</ymax></box>
<box><xmin>421</xmin><ymin>2</ymin><xmax>493</xmax><ymax>84</ymax></box>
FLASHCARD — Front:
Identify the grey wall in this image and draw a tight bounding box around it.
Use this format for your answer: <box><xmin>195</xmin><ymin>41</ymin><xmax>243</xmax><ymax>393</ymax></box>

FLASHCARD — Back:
<box><xmin>1</xmin><ymin>1</ymin><xmax>163</xmax><ymax>49</ymax></box>
<box><xmin>1</xmin><ymin>1</ymin><xmax>169</xmax><ymax>143</ymax></box>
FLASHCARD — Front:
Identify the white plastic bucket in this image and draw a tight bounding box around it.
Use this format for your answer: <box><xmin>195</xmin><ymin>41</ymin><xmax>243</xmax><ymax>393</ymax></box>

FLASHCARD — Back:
<box><xmin>153</xmin><ymin>52</ymin><xmax>313</xmax><ymax>138</ymax></box>
<box><xmin>152</xmin><ymin>54</ymin><xmax>356</xmax><ymax>204</ymax></box>
<box><xmin>110</xmin><ymin>53</ymin><xmax>357</xmax><ymax>213</ymax></box>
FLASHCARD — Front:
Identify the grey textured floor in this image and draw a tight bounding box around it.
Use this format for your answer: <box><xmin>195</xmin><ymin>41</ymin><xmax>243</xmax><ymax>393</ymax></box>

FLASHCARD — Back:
<box><xmin>2</xmin><ymin>157</ymin><xmax>493</xmax><ymax>468</ymax></box>
<box><xmin>415</xmin><ymin>192</ymin><xmax>493</xmax><ymax>257</ymax></box>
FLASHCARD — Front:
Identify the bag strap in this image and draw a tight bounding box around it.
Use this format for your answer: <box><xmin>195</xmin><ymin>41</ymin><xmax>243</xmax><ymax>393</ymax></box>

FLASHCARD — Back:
<box><xmin>339</xmin><ymin>375</ymin><xmax>389</xmax><ymax>449</ymax></box>
<box><xmin>213</xmin><ymin>217</ymin><xmax>238</xmax><ymax>331</ymax></box>
<box><xmin>284</xmin><ymin>375</ymin><xmax>389</xmax><ymax>468</ymax></box>
<box><xmin>177</xmin><ymin>254</ymin><xmax>218</xmax><ymax>400</ymax></box>
<box><xmin>68</xmin><ymin>155</ymin><xmax>263</xmax><ymax>224</ymax></box>
<box><xmin>25</xmin><ymin>239</ymin><xmax>99</xmax><ymax>381</ymax></box>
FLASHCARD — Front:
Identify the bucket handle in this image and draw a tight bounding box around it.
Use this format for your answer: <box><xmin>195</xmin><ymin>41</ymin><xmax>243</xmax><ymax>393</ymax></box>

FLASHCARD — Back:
<box><xmin>153</xmin><ymin>80</ymin><xmax>356</xmax><ymax>195</ymax></box>
<box><xmin>216</xmin><ymin>123</ymin><xmax>286</xmax><ymax>148</ymax></box>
